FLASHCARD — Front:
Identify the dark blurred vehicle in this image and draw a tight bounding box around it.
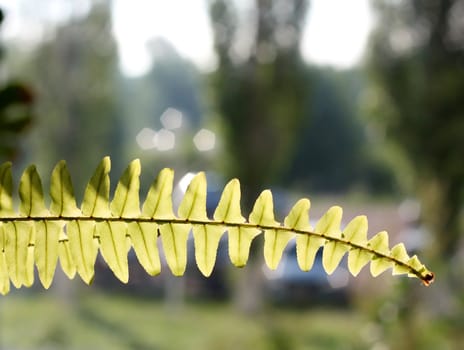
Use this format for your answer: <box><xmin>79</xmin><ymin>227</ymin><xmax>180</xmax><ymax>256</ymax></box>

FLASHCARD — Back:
<box><xmin>263</xmin><ymin>240</ymin><xmax>351</xmax><ymax>306</ymax></box>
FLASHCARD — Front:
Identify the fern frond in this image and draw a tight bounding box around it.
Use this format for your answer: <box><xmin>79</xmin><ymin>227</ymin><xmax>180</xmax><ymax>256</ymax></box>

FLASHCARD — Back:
<box><xmin>0</xmin><ymin>157</ymin><xmax>435</xmax><ymax>295</ymax></box>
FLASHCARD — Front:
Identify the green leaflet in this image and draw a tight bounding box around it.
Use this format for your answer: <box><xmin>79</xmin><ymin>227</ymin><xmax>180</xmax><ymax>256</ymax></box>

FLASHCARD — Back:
<box><xmin>369</xmin><ymin>231</ymin><xmax>392</xmax><ymax>277</ymax></box>
<box><xmin>50</xmin><ymin>161</ymin><xmax>81</xmax><ymax>217</ymax></box>
<box><xmin>34</xmin><ymin>221</ymin><xmax>60</xmax><ymax>289</ymax></box>
<box><xmin>178</xmin><ymin>172</ymin><xmax>224</xmax><ymax>276</ymax></box>
<box><xmin>19</xmin><ymin>165</ymin><xmax>48</xmax><ymax>217</ymax></box>
<box><xmin>0</xmin><ymin>224</ymin><xmax>9</xmax><ymax>294</ymax></box>
<box><xmin>58</xmin><ymin>234</ymin><xmax>76</xmax><ymax>279</ymax></box>
<box><xmin>178</xmin><ymin>172</ymin><xmax>208</xmax><ymax>221</ymax></box>
<box><xmin>99</xmin><ymin>221</ymin><xmax>129</xmax><ymax>283</ymax></box>
<box><xmin>0</xmin><ymin>248</ymin><xmax>9</xmax><ymax>295</ymax></box>
<box><xmin>111</xmin><ymin>159</ymin><xmax>141</xmax><ymax>218</ymax></box>
<box><xmin>142</xmin><ymin>168</ymin><xmax>175</xmax><ymax>219</ymax></box>
<box><xmin>391</xmin><ymin>243</ymin><xmax>411</xmax><ymax>275</ymax></box>
<box><xmin>320</xmin><ymin>207</ymin><xmax>347</xmax><ymax>275</ymax></box>
<box><xmin>214</xmin><ymin>179</ymin><xmax>259</xmax><ymax>267</ymax></box>
<box><xmin>82</xmin><ymin>157</ymin><xmax>111</xmax><ymax>217</ymax></box>
<box><xmin>67</xmin><ymin>220</ymin><xmax>98</xmax><ymax>284</ymax></box>
<box><xmin>227</xmin><ymin>226</ymin><xmax>260</xmax><ymax>267</ymax></box>
<box><xmin>251</xmin><ymin>190</ymin><xmax>292</xmax><ymax>270</ymax></box>
<box><xmin>345</xmin><ymin>216</ymin><xmax>372</xmax><ymax>276</ymax></box>
<box><xmin>159</xmin><ymin>223</ymin><xmax>190</xmax><ymax>276</ymax></box>
<box><xmin>0</xmin><ymin>157</ymin><xmax>435</xmax><ymax>294</ymax></box>
<box><xmin>214</xmin><ymin>179</ymin><xmax>243</xmax><ymax>223</ymax></box>
<box><xmin>0</xmin><ymin>162</ymin><xmax>13</xmax><ymax>216</ymax></box>
<box><xmin>4</xmin><ymin>222</ymin><xmax>32</xmax><ymax>288</ymax></box>
<box><xmin>128</xmin><ymin>222</ymin><xmax>160</xmax><ymax>276</ymax></box>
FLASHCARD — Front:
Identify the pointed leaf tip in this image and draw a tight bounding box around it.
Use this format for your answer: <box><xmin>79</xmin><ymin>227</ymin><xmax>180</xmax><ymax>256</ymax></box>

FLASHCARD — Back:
<box><xmin>249</xmin><ymin>189</ymin><xmax>276</xmax><ymax>226</ymax></box>
<box><xmin>178</xmin><ymin>172</ymin><xmax>207</xmax><ymax>221</ymax></box>
<box><xmin>142</xmin><ymin>168</ymin><xmax>174</xmax><ymax>219</ymax></box>
<box><xmin>82</xmin><ymin>157</ymin><xmax>111</xmax><ymax>217</ymax></box>
<box><xmin>50</xmin><ymin>160</ymin><xmax>80</xmax><ymax>217</ymax></box>
<box><xmin>214</xmin><ymin>178</ymin><xmax>244</xmax><ymax>223</ymax></box>
<box><xmin>111</xmin><ymin>158</ymin><xmax>141</xmax><ymax>217</ymax></box>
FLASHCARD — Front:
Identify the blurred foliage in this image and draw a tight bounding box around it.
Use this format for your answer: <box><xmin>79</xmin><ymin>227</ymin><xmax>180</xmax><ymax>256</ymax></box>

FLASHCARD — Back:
<box><xmin>367</xmin><ymin>0</ymin><xmax>464</xmax><ymax>348</ymax></box>
<box><xmin>19</xmin><ymin>1</ymin><xmax>124</xmax><ymax>193</ymax></box>
<box><xmin>121</xmin><ymin>39</ymin><xmax>208</xmax><ymax>176</ymax></box>
<box><xmin>209</xmin><ymin>1</ymin><xmax>396</xmax><ymax>201</ymax></box>
<box><xmin>287</xmin><ymin>67</ymin><xmax>396</xmax><ymax>194</ymax></box>
<box><xmin>1</xmin><ymin>292</ymin><xmax>368</xmax><ymax>350</ymax></box>
<box><xmin>0</xmin><ymin>8</ymin><xmax>34</xmax><ymax>160</ymax></box>
<box><xmin>209</xmin><ymin>0</ymin><xmax>309</xmax><ymax>209</ymax></box>
<box><xmin>368</xmin><ymin>0</ymin><xmax>464</xmax><ymax>259</ymax></box>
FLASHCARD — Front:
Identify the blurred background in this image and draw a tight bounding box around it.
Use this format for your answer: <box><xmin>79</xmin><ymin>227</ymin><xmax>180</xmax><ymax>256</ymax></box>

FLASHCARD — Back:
<box><xmin>0</xmin><ymin>0</ymin><xmax>463</xmax><ymax>349</ymax></box>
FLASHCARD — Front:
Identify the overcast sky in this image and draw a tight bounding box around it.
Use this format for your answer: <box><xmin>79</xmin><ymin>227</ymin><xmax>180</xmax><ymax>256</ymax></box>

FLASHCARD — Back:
<box><xmin>0</xmin><ymin>0</ymin><xmax>374</xmax><ymax>76</ymax></box>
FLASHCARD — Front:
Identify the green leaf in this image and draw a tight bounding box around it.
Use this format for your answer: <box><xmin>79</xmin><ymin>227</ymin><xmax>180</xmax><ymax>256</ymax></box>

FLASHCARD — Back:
<box><xmin>348</xmin><ymin>249</ymin><xmax>373</xmax><ymax>277</ymax></box>
<box><xmin>0</xmin><ymin>224</ymin><xmax>10</xmax><ymax>295</ymax></box>
<box><xmin>159</xmin><ymin>223</ymin><xmax>190</xmax><ymax>276</ymax></box>
<box><xmin>369</xmin><ymin>231</ymin><xmax>392</xmax><ymax>277</ymax></box>
<box><xmin>178</xmin><ymin>172</ymin><xmax>208</xmax><ymax>221</ymax></box>
<box><xmin>34</xmin><ymin>221</ymin><xmax>60</xmax><ymax>289</ymax></box>
<box><xmin>345</xmin><ymin>216</ymin><xmax>372</xmax><ymax>276</ymax></box>
<box><xmin>128</xmin><ymin>222</ymin><xmax>161</xmax><ymax>276</ymax></box>
<box><xmin>81</xmin><ymin>157</ymin><xmax>111</xmax><ymax>217</ymax></box>
<box><xmin>249</xmin><ymin>190</ymin><xmax>277</xmax><ymax>226</ymax></box>
<box><xmin>0</xmin><ymin>251</ymin><xmax>9</xmax><ymax>295</ymax></box>
<box><xmin>25</xmin><ymin>244</ymin><xmax>35</xmax><ymax>287</ymax></box>
<box><xmin>99</xmin><ymin>221</ymin><xmax>129</xmax><ymax>283</ymax></box>
<box><xmin>320</xmin><ymin>206</ymin><xmax>345</xmax><ymax>274</ymax></box>
<box><xmin>19</xmin><ymin>165</ymin><xmax>48</xmax><ymax>217</ymax></box>
<box><xmin>142</xmin><ymin>168</ymin><xmax>174</xmax><ymax>219</ymax></box>
<box><xmin>214</xmin><ymin>179</ymin><xmax>260</xmax><ymax>267</ymax></box>
<box><xmin>390</xmin><ymin>243</ymin><xmax>410</xmax><ymax>275</ymax></box>
<box><xmin>251</xmin><ymin>190</ymin><xmax>291</xmax><ymax>270</ymax></box>
<box><xmin>5</xmin><ymin>222</ymin><xmax>31</xmax><ymax>288</ymax></box>
<box><xmin>58</xmin><ymin>234</ymin><xmax>76</xmax><ymax>279</ymax></box>
<box><xmin>344</xmin><ymin>215</ymin><xmax>368</xmax><ymax>244</ymax></box>
<box><xmin>284</xmin><ymin>199</ymin><xmax>310</xmax><ymax>229</ymax></box>
<box><xmin>297</xmin><ymin>206</ymin><xmax>342</xmax><ymax>272</ymax></box>
<box><xmin>192</xmin><ymin>224</ymin><xmax>224</xmax><ymax>277</ymax></box>
<box><xmin>67</xmin><ymin>220</ymin><xmax>98</xmax><ymax>284</ymax></box>
<box><xmin>111</xmin><ymin>159</ymin><xmax>141</xmax><ymax>218</ymax></box>
<box><xmin>227</xmin><ymin>226</ymin><xmax>260</xmax><ymax>267</ymax></box>
<box><xmin>50</xmin><ymin>160</ymin><xmax>80</xmax><ymax>217</ymax></box>
<box><xmin>0</xmin><ymin>158</ymin><xmax>436</xmax><ymax>293</ymax></box>
<box><xmin>214</xmin><ymin>179</ymin><xmax>244</xmax><ymax>223</ymax></box>
<box><xmin>0</xmin><ymin>162</ymin><xmax>14</xmax><ymax>217</ymax></box>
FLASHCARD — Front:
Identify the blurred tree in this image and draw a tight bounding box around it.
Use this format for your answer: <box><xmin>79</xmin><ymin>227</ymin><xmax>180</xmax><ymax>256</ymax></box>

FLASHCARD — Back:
<box><xmin>368</xmin><ymin>2</ymin><xmax>464</xmax><ymax>347</ymax></box>
<box><xmin>368</xmin><ymin>0</ymin><xmax>464</xmax><ymax>260</ymax></box>
<box><xmin>208</xmin><ymin>0</ymin><xmax>309</xmax><ymax>313</ymax></box>
<box><xmin>209</xmin><ymin>0</ymin><xmax>309</xmax><ymax>210</ymax></box>
<box><xmin>23</xmin><ymin>0</ymin><xmax>123</xmax><ymax>193</ymax></box>
<box><xmin>0</xmin><ymin>8</ymin><xmax>34</xmax><ymax>161</ymax></box>
<box><xmin>287</xmin><ymin>67</ymin><xmax>396</xmax><ymax>193</ymax></box>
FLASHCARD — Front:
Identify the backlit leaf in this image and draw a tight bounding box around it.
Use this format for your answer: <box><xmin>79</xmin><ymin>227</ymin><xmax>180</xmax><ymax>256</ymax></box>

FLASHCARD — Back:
<box><xmin>50</xmin><ymin>161</ymin><xmax>80</xmax><ymax>217</ymax></box>
<box><xmin>82</xmin><ymin>157</ymin><xmax>111</xmax><ymax>217</ymax></box>
<box><xmin>99</xmin><ymin>221</ymin><xmax>129</xmax><ymax>283</ymax></box>
<box><xmin>34</xmin><ymin>221</ymin><xmax>60</xmax><ymax>289</ymax></box>
<box><xmin>0</xmin><ymin>158</ymin><xmax>435</xmax><ymax>294</ymax></box>
<box><xmin>142</xmin><ymin>168</ymin><xmax>174</xmax><ymax>219</ymax></box>
<box><xmin>128</xmin><ymin>222</ymin><xmax>160</xmax><ymax>276</ymax></box>
<box><xmin>159</xmin><ymin>223</ymin><xmax>190</xmax><ymax>276</ymax></box>
<box><xmin>111</xmin><ymin>159</ymin><xmax>141</xmax><ymax>218</ymax></box>
<box><xmin>67</xmin><ymin>220</ymin><xmax>98</xmax><ymax>284</ymax></box>
<box><xmin>0</xmin><ymin>162</ymin><xmax>14</xmax><ymax>216</ymax></box>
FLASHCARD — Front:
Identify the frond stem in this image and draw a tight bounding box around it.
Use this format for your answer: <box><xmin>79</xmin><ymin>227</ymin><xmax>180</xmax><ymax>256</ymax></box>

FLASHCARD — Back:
<box><xmin>0</xmin><ymin>215</ymin><xmax>434</xmax><ymax>284</ymax></box>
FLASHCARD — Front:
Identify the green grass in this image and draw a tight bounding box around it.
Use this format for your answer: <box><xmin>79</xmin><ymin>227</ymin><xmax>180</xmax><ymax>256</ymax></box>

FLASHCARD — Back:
<box><xmin>0</xmin><ymin>289</ymin><xmax>368</xmax><ymax>350</ymax></box>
